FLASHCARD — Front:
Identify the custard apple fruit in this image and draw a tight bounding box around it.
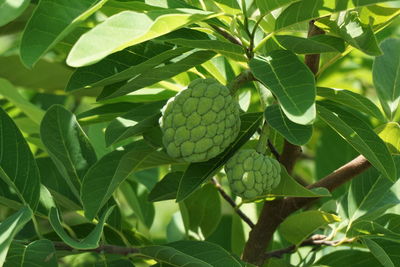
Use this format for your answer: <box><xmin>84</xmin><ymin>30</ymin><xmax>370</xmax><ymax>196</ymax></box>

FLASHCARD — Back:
<box><xmin>160</xmin><ymin>78</ymin><xmax>241</xmax><ymax>162</ymax></box>
<box><xmin>225</xmin><ymin>149</ymin><xmax>281</xmax><ymax>199</ymax></box>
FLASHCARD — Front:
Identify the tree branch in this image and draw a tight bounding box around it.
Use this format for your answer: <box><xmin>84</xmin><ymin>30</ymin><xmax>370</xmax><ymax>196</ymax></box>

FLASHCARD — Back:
<box><xmin>241</xmin><ymin>21</ymin><xmax>372</xmax><ymax>266</ymax></box>
<box><xmin>211</xmin><ymin>178</ymin><xmax>255</xmax><ymax>228</ymax></box>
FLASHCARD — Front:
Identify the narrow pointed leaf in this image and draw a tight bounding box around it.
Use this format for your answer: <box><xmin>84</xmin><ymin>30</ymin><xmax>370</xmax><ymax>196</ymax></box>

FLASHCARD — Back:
<box><xmin>176</xmin><ymin>112</ymin><xmax>263</xmax><ymax>202</ymax></box>
<box><xmin>67</xmin><ymin>9</ymin><xmax>217</xmax><ymax>67</ymax></box>
<box><xmin>265</xmin><ymin>105</ymin><xmax>313</xmax><ymax>146</ymax></box>
<box><xmin>148</xmin><ymin>172</ymin><xmax>183</xmax><ymax>202</ymax></box>
<box><xmin>250</xmin><ymin>50</ymin><xmax>316</xmax><ymax>125</ymax></box>
<box><xmin>0</xmin><ymin>108</ymin><xmax>40</xmax><ymax>210</ymax></box>
<box><xmin>4</xmin><ymin>240</ymin><xmax>57</xmax><ymax>267</ymax></box>
<box><xmin>98</xmin><ymin>50</ymin><xmax>216</xmax><ymax>100</ymax></box>
<box><xmin>81</xmin><ymin>141</ymin><xmax>156</xmax><ymax>220</ymax></box>
<box><xmin>48</xmin><ymin>206</ymin><xmax>114</xmax><ymax>249</ymax></box>
<box><xmin>20</xmin><ymin>0</ymin><xmax>107</xmax><ymax>67</ymax></box>
<box><xmin>257</xmin><ymin>0</ymin><xmax>300</xmax><ymax>14</ymax></box>
<box><xmin>0</xmin><ymin>206</ymin><xmax>32</xmax><ymax>266</ymax></box>
<box><xmin>317</xmin><ymin>104</ymin><xmax>396</xmax><ymax>181</ymax></box>
<box><xmin>317</xmin><ymin>87</ymin><xmax>386</xmax><ymax>122</ymax></box>
<box><xmin>40</xmin><ymin>105</ymin><xmax>97</xmax><ymax>199</ymax></box>
<box><xmin>373</xmin><ymin>38</ymin><xmax>400</xmax><ymax>119</ymax></box>
<box><xmin>361</xmin><ymin>237</ymin><xmax>395</xmax><ymax>267</ymax></box>
<box><xmin>375</xmin><ymin>122</ymin><xmax>400</xmax><ymax>154</ymax></box>
<box><xmin>66</xmin><ymin>43</ymin><xmax>191</xmax><ymax>91</ymax></box>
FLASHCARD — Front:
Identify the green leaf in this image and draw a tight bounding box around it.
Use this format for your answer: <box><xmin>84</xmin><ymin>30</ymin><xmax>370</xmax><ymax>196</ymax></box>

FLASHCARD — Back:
<box><xmin>0</xmin><ymin>108</ymin><xmax>41</xmax><ymax>210</ymax></box>
<box><xmin>316</xmin><ymin>250</ymin><xmax>381</xmax><ymax>267</ymax></box>
<box><xmin>0</xmin><ymin>79</ymin><xmax>45</xmax><ymax>125</ymax></box>
<box><xmin>20</xmin><ymin>0</ymin><xmax>107</xmax><ymax>67</ymax></box>
<box><xmin>265</xmin><ymin>105</ymin><xmax>313</xmax><ymax>146</ymax></box>
<box><xmin>181</xmin><ymin>184</ymin><xmax>221</xmax><ymax>238</ymax></box>
<box><xmin>316</xmin><ymin>12</ymin><xmax>382</xmax><ymax>56</ymax></box>
<box><xmin>97</xmin><ymin>50</ymin><xmax>216</xmax><ymax>100</ymax></box>
<box><xmin>148</xmin><ymin>172</ymin><xmax>183</xmax><ymax>202</ymax></box>
<box><xmin>257</xmin><ymin>0</ymin><xmax>300</xmax><ymax>14</ymax></box>
<box><xmin>159</xmin><ymin>28</ymin><xmax>246</xmax><ymax>61</ymax></box>
<box><xmin>105</xmin><ymin>101</ymin><xmax>165</xmax><ymax>146</ymax></box>
<box><xmin>139</xmin><ymin>241</ymin><xmax>242</xmax><ymax>267</ymax></box>
<box><xmin>347</xmin><ymin>158</ymin><xmax>400</xmax><ymax>224</ymax></box>
<box><xmin>77</xmin><ymin>103</ymin><xmax>141</xmax><ymax>125</ymax></box>
<box><xmin>66</xmin><ymin>42</ymin><xmax>190</xmax><ymax>91</ymax></box>
<box><xmin>317</xmin><ymin>104</ymin><xmax>397</xmax><ymax>181</ymax></box>
<box><xmin>40</xmin><ymin>105</ymin><xmax>97</xmax><ymax>199</ymax></box>
<box><xmin>48</xmin><ymin>206</ymin><xmax>114</xmax><ymax>249</ymax></box>
<box><xmin>373</xmin><ymin>38</ymin><xmax>400</xmax><ymax>119</ymax></box>
<box><xmin>4</xmin><ymin>240</ymin><xmax>57</xmax><ymax>267</ymax></box>
<box><xmin>116</xmin><ymin>180</ymin><xmax>155</xmax><ymax>228</ymax></box>
<box><xmin>275</xmin><ymin>35</ymin><xmax>345</xmax><ymax>54</ymax></box>
<box><xmin>0</xmin><ymin>0</ymin><xmax>29</xmax><ymax>27</ymax></box>
<box><xmin>0</xmin><ymin>206</ymin><xmax>32</xmax><ymax>266</ymax></box>
<box><xmin>279</xmin><ymin>210</ymin><xmax>340</xmax><ymax>245</ymax></box>
<box><xmin>81</xmin><ymin>141</ymin><xmax>156</xmax><ymax>220</ymax></box>
<box><xmin>250</xmin><ymin>50</ymin><xmax>316</xmax><ymax>125</ymax></box>
<box><xmin>269</xmin><ymin>167</ymin><xmax>331</xmax><ymax>198</ymax></box>
<box><xmin>375</xmin><ymin>122</ymin><xmax>400</xmax><ymax>154</ymax></box>
<box><xmin>361</xmin><ymin>237</ymin><xmax>395</xmax><ymax>267</ymax></box>
<box><xmin>317</xmin><ymin>87</ymin><xmax>386</xmax><ymax>122</ymax></box>
<box><xmin>66</xmin><ymin>8</ymin><xmax>218</xmax><ymax>67</ymax></box>
<box><xmin>274</xmin><ymin>0</ymin><xmax>398</xmax><ymax>31</ymax></box>
<box><xmin>37</xmin><ymin>157</ymin><xmax>81</xmax><ymax>210</ymax></box>
<box><xmin>176</xmin><ymin>112</ymin><xmax>263</xmax><ymax>202</ymax></box>
<box><xmin>347</xmin><ymin>220</ymin><xmax>400</xmax><ymax>242</ymax></box>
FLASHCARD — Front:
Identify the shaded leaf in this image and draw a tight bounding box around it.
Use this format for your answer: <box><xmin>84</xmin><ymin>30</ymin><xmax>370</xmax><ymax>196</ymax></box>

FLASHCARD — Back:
<box><xmin>265</xmin><ymin>104</ymin><xmax>313</xmax><ymax>146</ymax></box>
<box><xmin>250</xmin><ymin>50</ymin><xmax>316</xmax><ymax>125</ymax></box>
<box><xmin>373</xmin><ymin>38</ymin><xmax>400</xmax><ymax>119</ymax></box>
<box><xmin>40</xmin><ymin>105</ymin><xmax>97</xmax><ymax>199</ymax></box>
<box><xmin>361</xmin><ymin>237</ymin><xmax>395</xmax><ymax>267</ymax></box>
<box><xmin>20</xmin><ymin>0</ymin><xmax>107</xmax><ymax>67</ymax></box>
<box><xmin>176</xmin><ymin>112</ymin><xmax>263</xmax><ymax>202</ymax></box>
<box><xmin>66</xmin><ymin>42</ymin><xmax>190</xmax><ymax>91</ymax></box>
<box><xmin>81</xmin><ymin>141</ymin><xmax>156</xmax><ymax>220</ymax></box>
<box><xmin>0</xmin><ymin>108</ymin><xmax>40</xmax><ymax>210</ymax></box>
<box><xmin>275</xmin><ymin>35</ymin><xmax>345</xmax><ymax>54</ymax></box>
<box><xmin>257</xmin><ymin>0</ymin><xmax>299</xmax><ymax>14</ymax></box>
<box><xmin>4</xmin><ymin>240</ymin><xmax>57</xmax><ymax>267</ymax></box>
<box><xmin>0</xmin><ymin>206</ymin><xmax>32</xmax><ymax>266</ymax></box>
<box><xmin>348</xmin><ymin>220</ymin><xmax>400</xmax><ymax>242</ymax></box>
<box><xmin>317</xmin><ymin>104</ymin><xmax>396</xmax><ymax>181</ymax></box>
<box><xmin>48</xmin><ymin>206</ymin><xmax>114</xmax><ymax>249</ymax></box>
<box><xmin>280</xmin><ymin>210</ymin><xmax>340</xmax><ymax>245</ymax></box>
<box><xmin>148</xmin><ymin>172</ymin><xmax>183</xmax><ymax>202</ymax></box>
<box><xmin>317</xmin><ymin>87</ymin><xmax>386</xmax><ymax>122</ymax></box>
<box><xmin>67</xmin><ymin>9</ymin><xmax>217</xmax><ymax>67</ymax></box>
<box><xmin>139</xmin><ymin>241</ymin><xmax>242</xmax><ymax>267</ymax></box>
<box><xmin>98</xmin><ymin>50</ymin><xmax>216</xmax><ymax>100</ymax></box>
<box><xmin>105</xmin><ymin>101</ymin><xmax>165</xmax><ymax>146</ymax></box>
<box><xmin>181</xmin><ymin>184</ymin><xmax>221</xmax><ymax>238</ymax></box>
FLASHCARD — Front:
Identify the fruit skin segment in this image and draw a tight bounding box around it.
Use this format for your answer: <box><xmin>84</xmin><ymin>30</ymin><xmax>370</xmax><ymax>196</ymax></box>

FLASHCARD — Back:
<box><xmin>225</xmin><ymin>149</ymin><xmax>281</xmax><ymax>199</ymax></box>
<box><xmin>160</xmin><ymin>78</ymin><xmax>241</xmax><ymax>163</ymax></box>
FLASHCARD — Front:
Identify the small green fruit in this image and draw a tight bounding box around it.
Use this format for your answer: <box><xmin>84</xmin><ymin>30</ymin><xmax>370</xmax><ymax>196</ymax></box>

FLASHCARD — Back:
<box><xmin>225</xmin><ymin>149</ymin><xmax>281</xmax><ymax>199</ymax></box>
<box><xmin>160</xmin><ymin>78</ymin><xmax>241</xmax><ymax>162</ymax></box>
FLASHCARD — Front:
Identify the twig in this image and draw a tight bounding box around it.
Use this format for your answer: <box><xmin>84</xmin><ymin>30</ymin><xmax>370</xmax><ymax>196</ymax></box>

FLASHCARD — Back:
<box><xmin>264</xmin><ymin>235</ymin><xmax>356</xmax><ymax>259</ymax></box>
<box><xmin>227</xmin><ymin>69</ymin><xmax>255</xmax><ymax>95</ymax></box>
<box><xmin>267</xmin><ymin>140</ymin><xmax>280</xmax><ymax>160</ymax></box>
<box><xmin>211</xmin><ymin>178</ymin><xmax>255</xmax><ymax>228</ymax></box>
<box><xmin>210</xmin><ymin>25</ymin><xmax>243</xmax><ymax>47</ymax></box>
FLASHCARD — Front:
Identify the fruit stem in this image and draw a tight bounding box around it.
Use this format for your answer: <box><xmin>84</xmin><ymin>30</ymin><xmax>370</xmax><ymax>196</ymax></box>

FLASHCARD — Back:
<box><xmin>256</xmin><ymin>122</ymin><xmax>270</xmax><ymax>155</ymax></box>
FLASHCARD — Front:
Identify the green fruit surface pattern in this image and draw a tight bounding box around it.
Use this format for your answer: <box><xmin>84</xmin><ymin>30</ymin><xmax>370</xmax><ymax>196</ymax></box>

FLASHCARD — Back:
<box><xmin>160</xmin><ymin>78</ymin><xmax>241</xmax><ymax>162</ymax></box>
<box><xmin>225</xmin><ymin>149</ymin><xmax>281</xmax><ymax>199</ymax></box>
